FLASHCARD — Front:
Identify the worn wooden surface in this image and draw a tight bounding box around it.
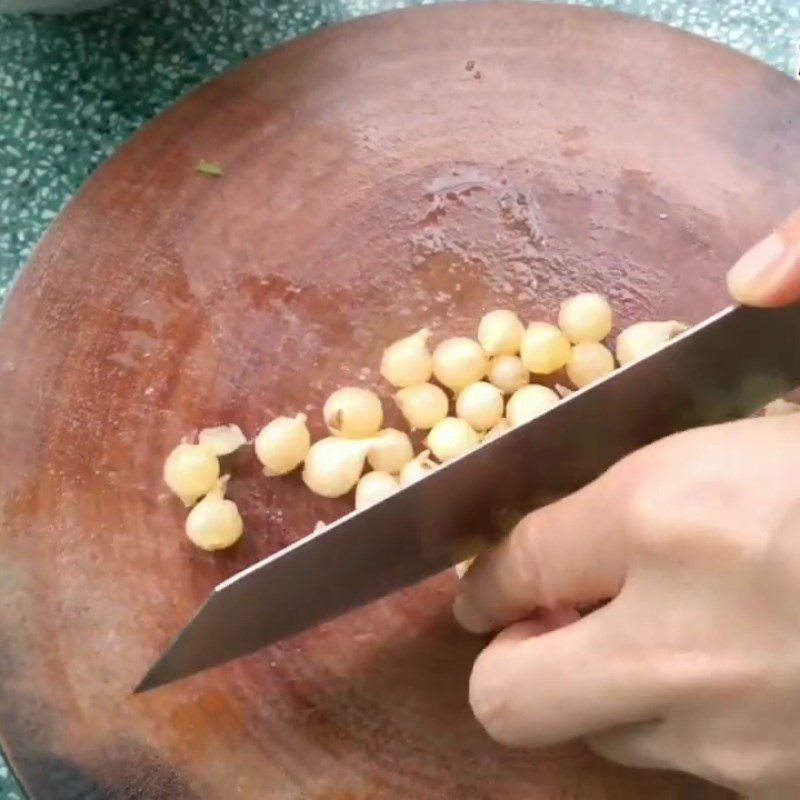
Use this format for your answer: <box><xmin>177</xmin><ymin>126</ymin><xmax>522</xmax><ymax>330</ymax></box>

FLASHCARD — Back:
<box><xmin>1</xmin><ymin>3</ymin><xmax>799</xmax><ymax>797</ymax></box>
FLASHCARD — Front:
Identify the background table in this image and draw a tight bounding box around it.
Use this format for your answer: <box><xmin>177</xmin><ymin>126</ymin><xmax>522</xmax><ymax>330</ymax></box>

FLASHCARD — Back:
<box><xmin>0</xmin><ymin>0</ymin><xmax>797</xmax><ymax>796</ymax></box>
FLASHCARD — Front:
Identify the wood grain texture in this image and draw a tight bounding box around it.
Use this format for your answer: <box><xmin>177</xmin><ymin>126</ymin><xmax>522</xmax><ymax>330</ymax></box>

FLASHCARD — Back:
<box><xmin>1</xmin><ymin>3</ymin><xmax>799</xmax><ymax>797</ymax></box>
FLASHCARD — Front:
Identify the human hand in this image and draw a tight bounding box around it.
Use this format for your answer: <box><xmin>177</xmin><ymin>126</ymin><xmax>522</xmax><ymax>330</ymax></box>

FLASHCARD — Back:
<box><xmin>458</xmin><ymin>206</ymin><xmax>800</xmax><ymax>798</ymax></box>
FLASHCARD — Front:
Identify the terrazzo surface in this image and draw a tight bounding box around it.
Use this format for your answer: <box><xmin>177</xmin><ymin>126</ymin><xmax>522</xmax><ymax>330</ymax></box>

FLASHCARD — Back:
<box><xmin>0</xmin><ymin>0</ymin><xmax>797</xmax><ymax>796</ymax></box>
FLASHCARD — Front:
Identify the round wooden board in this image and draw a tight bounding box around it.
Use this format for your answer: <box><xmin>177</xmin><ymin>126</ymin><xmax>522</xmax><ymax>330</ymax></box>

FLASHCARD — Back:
<box><xmin>2</xmin><ymin>3</ymin><xmax>799</xmax><ymax>797</ymax></box>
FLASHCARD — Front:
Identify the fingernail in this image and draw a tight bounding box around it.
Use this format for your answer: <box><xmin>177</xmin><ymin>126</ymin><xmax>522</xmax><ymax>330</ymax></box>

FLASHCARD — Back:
<box><xmin>727</xmin><ymin>232</ymin><xmax>787</xmax><ymax>303</ymax></box>
<box><xmin>452</xmin><ymin>594</ymin><xmax>491</xmax><ymax>634</ymax></box>
<box><xmin>727</xmin><ymin>209</ymin><xmax>800</xmax><ymax>304</ymax></box>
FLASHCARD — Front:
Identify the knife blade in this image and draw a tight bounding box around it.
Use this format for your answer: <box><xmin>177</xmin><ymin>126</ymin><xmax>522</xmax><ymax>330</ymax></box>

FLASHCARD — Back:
<box><xmin>135</xmin><ymin>302</ymin><xmax>800</xmax><ymax>693</ymax></box>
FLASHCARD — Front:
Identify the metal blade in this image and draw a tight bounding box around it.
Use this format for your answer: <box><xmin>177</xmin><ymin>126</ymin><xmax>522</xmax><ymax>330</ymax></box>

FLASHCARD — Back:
<box><xmin>136</xmin><ymin>302</ymin><xmax>800</xmax><ymax>692</ymax></box>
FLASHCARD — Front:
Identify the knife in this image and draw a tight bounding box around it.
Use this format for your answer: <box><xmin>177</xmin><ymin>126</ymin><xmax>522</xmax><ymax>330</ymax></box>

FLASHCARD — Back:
<box><xmin>135</xmin><ymin>302</ymin><xmax>800</xmax><ymax>693</ymax></box>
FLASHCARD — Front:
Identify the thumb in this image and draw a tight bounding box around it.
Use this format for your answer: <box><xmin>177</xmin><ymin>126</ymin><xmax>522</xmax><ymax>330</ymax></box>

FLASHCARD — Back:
<box><xmin>727</xmin><ymin>207</ymin><xmax>800</xmax><ymax>307</ymax></box>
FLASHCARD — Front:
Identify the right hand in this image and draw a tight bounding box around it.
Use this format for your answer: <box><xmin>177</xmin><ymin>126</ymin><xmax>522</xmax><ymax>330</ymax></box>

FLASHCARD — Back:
<box><xmin>457</xmin><ymin>206</ymin><xmax>800</xmax><ymax>799</ymax></box>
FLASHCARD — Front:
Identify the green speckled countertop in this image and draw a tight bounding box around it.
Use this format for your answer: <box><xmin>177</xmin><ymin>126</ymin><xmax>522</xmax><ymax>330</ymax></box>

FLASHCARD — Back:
<box><xmin>0</xmin><ymin>0</ymin><xmax>797</xmax><ymax>796</ymax></box>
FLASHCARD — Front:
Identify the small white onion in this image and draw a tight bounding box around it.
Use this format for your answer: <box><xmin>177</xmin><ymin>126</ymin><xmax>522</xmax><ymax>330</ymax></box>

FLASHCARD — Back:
<box><xmin>455</xmin><ymin>381</ymin><xmax>504</xmax><ymax>431</ymax></box>
<box><xmin>477</xmin><ymin>309</ymin><xmax>525</xmax><ymax>356</ymax></box>
<box><xmin>302</xmin><ymin>437</ymin><xmax>370</xmax><ymax>498</ymax></box>
<box><xmin>487</xmin><ymin>354</ymin><xmax>530</xmax><ymax>394</ymax></box>
<box><xmin>355</xmin><ymin>471</ymin><xmax>399</xmax><ymax>510</ymax></box>
<box><xmin>616</xmin><ymin>321</ymin><xmax>688</xmax><ymax>366</ymax></box>
<box><xmin>197</xmin><ymin>423</ymin><xmax>247</xmax><ymax>456</ymax></box>
<box><xmin>520</xmin><ymin>323</ymin><xmax>571</xmax><ymax>375</ymax></box>
<box><xmin>506</xmin><ymin>385</ymin><xmax>559</xmax><ymax>426</ymax></box>
<box><xmin>163</xmin><ymin>442</ymin><xmax>220</xmax><ymax>506</ymax></box>
<box><xmin>395</xmin><ymin>383</ymin><xmax>450</xmax><ymax>430</ymax></box>
<box><xmin>425</xmin><ymin>417</ymin><xmax>479</xmax><ymax>462</ymax></box>
<box><xmin>558</xmin><ymin>293</ymin><xmax>613</xmax><ymax>343</ymax></box>
<box><xmin>255</xmin><ymin>414</ymin><xmax>311</xmax><ymax>476</ymax></box>
<box><xmin>399</xmin><ymin>450</ymin><xmax>437</xmax><ymax>486</ymax></box>
<box><xmin>367</xmin><ymin>429</ymin><xmax>414</xmax><ymax>474</ymax></box>
<box><xmin>380</xmin><ymin>328</ymin><xmax>433</xmax><ymax>388</ymax></box>
<box><xmin>185</xmin><ymin>480</ymin><xmax>243</xmax><ymax>551</ymax></box>
<box><xmin>432</xmin><ymin>337</ymin><xmax>488</xmax><ymax>392</ymax></box>
<box><xmin>323</xmin><ymin>387</ymin><xmax>383</xmax><ymax>438</ymax></box>
<box><xmin>566</xmin><ymin>342</ymin><xmax>615</xmax><ymax>388</ymax></box>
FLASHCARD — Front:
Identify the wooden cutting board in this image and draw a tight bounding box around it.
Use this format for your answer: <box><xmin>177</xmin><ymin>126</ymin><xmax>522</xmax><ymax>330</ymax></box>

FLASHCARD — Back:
<box><xmin>2</xmin><ymin>3</ymin><xmax>798</xmax><ymax>797</ymax></box>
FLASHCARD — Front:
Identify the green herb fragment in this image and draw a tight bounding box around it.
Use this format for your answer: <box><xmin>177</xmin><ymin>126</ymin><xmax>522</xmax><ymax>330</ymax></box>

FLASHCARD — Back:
<box><xmin>195</xmin><ymin>160</ymin><xmax>224</xmax><ymax>177</ymax></box>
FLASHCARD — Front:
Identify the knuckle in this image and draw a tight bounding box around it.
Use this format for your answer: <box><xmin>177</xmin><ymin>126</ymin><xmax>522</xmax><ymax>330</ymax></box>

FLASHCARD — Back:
<box><xmin>615</xmin><ymin>435</ymin><xmax>732</xmax><ymax>559</ymax></box>
<box><xmin>679</xmin><ymin>653</ymin><xmax>768</xmax><ymax>700</ymax></box>
<box><xmin>620</xmin><ymin>472</ymin><xmax>681</xmax><ymax>556</ymax></box>
<box><xmin>505</xmin><ymin>522</ymin><xmax>549</xmax><ymax>607</ymax></box>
